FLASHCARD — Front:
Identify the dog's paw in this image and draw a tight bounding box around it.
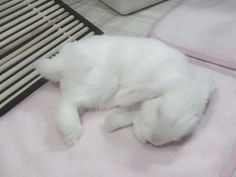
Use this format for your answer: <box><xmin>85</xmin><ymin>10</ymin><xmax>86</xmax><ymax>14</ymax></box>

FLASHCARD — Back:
<box><xmin>57</xmin><ymin>121</ymin><xmax>82</xmax><ymax>146</ymax></box>
<box><xmin>133</xmin><ymin>119</ymin><xmax>150</xmax><ymax>144</ymax></box>
<box><xmin>133</xmin><ymin>126</ymin><xmax>148</xmax><ymax>144</ymax></box>
<box><xmin>104</xmin><ymin>114</ymin><xmax>120</xmax><ymax>132</ymax></box>
<box><xmin>63</xmin><ymin>124</ymin><xmax>82</xmax><ymax>146</ymax></box>
<box><xmin>104</xmin><ymin>109</ymin><xmax>134</xmax><ymax>132</ymax></box>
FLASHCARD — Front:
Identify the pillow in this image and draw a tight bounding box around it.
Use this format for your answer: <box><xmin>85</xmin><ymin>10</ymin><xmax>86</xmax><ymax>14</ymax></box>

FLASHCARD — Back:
<box><xmin>149</xmin><ymin>0</ymin><xmax>236</xmax><ymax>69</ymax></box>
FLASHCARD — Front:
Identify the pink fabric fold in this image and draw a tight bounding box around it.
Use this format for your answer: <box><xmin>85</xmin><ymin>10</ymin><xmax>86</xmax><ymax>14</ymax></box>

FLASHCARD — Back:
<box><xmin>1</xmin><ymin>62</ymin><xmax>236</xmax><ymax>177</ymax></box>
<box><xmin>149</xmin><ymin>0</ymin><xmax>236</xmax><ymax>69</ymax></box>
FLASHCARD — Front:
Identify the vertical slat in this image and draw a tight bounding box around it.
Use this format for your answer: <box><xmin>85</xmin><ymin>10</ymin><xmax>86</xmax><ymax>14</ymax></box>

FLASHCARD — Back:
<box><xmin>0</xmin><ymin>15</ymin><xmax>74</xmax><ymax>65</ymax></box>
<box><xmin>0</xmin><ymin>19</ymin><xmax>80</xmax><ymax>90</ymax></box>
<box><xmin>0</xmin><ymin>76</ymin><xmax>42</xmax><ymax>109</ymax></box>
<box><xmin>0</xmin><ymin>0</ymin><xmax>51</xmax><ymax>32</ymax></box>
<box><xmin>1</xmin><ymin>32</ymin><xmax>95</xmax><ymax>92</ymax></box>
<box><xmin>0</xmin><ymin>11</ymin><xmax>70</xmax><ymax>57</ymax></box>
<box><xmin>0</xmin><ymin>0</ymin><xmax>11</xmax><ymax>6</ymax></box>
<box><xmin>0</xmin><ymin>4</ymin><xmax>62</xmax><ymax>47</ymax></box>
<box><xmin>1</xmin><ymin>20</ymin><xmax>81</xmax><ymax>73</ymax></box>
<box><xmin>0</xmin><ymin>25</ymin><xmax>89</xmax><ymax>82</ymax></box>
<box><xmin>1</xmin><ymin>27</ymin><xmax>90</xmax><ymax>102</ymax></box>
<box><xmin>0</xmin><ymin>0</ymin><xmax>35</xmax><ymax>18</ymax></box>
<box><xmin>0</xmin><ymin>0</ymin><xmax>48</xmax><ymax>25</ymax></box>
<box><xmin>1</xmin><ymin>3</ymin><xmax>59</xmax><ymax>39</ymax></box>
<box><xmin>0</xmin><ymin>0</ymin><xmax>102</xmax><ymax>116</ymax></box>
<box><xmin>0</xmin><ymin>0</ymin><xmax>22</xmax><ymax>11</ymax></box>
<box><xmin>1</xmin><ymin>71</ymin><xmax>39</xmax><ymax>99</ymax></box>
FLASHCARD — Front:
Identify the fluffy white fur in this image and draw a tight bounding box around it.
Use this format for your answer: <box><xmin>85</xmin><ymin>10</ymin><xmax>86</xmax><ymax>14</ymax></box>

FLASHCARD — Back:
<box><xmin>34</xmin><ymin>35</ymin><xmax>216</xmax><ymax>146</ymax></box>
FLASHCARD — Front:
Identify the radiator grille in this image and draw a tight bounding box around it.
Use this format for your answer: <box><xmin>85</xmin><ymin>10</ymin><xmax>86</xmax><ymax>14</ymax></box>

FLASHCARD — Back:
<box><xmin>0</xmin><ymin>0</ymin><xmax>103</xmax><ymax>116</ymax></box>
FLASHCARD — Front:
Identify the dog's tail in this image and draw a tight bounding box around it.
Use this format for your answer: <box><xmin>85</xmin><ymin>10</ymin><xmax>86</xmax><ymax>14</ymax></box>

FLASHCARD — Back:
<box><xmin>34</xmin><ymin>58</ymin><xmax>62</xmax><ymax>82</ymax></box>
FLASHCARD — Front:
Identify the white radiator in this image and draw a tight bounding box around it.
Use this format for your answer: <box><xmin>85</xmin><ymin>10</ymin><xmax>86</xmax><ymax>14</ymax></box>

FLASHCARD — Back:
<box><xmin>0</xmin><ymin>0</ymin><xmax>103</xmax><ymax>116</ymax></box>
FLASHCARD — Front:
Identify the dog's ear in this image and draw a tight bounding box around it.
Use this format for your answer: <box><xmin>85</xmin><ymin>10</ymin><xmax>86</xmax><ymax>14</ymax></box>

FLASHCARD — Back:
<box><xmin>115</xmin><ymin>82</ymin><xmax>164</xmax><ymax>107</ymax></box>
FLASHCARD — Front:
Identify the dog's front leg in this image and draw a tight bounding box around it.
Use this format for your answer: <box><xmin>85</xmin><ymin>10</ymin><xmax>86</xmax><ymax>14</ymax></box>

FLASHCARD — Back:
<box><xmin>56</xmin><ymin>96</ymin><xmax>83</xmax><ymax>146</ymax></box>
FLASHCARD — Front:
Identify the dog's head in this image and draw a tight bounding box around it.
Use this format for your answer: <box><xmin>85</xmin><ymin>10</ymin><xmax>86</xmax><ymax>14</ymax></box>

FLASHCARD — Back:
<box><xmin>117</xmin><ymin>79</ymin><xmax>216</xmax><ymax>146</ymax></box>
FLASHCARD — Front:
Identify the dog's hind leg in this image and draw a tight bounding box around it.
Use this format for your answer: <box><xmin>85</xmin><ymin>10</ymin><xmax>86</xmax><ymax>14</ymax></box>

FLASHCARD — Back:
<box><xmin>104</xmin><ymin>108</ymin><xmax>135</xmax><ymax>132</ymax></box>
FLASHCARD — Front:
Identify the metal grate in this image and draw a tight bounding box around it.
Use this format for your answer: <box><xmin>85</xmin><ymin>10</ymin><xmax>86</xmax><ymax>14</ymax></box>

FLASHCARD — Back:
<box><xmin>0</xmin><ymin>0</ymin><xmax>103</xmax><ymax>116</ymax></box>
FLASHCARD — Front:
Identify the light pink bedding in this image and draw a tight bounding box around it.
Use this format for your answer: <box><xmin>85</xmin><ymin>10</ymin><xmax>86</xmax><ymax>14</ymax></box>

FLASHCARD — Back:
<box><xmin>1</xmin><ymin>61</ymin><xmax>236</xmax><ymax>177</ymax></box>
<box><xmin>149</xmin><ymin>0</ymin><xmax>236</xmax><ymax>69</ymax></box>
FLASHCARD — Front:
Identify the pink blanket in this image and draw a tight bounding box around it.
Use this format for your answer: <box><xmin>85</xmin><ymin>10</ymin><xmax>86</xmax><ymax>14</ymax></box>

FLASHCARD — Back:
<box><xmin>149</xmin><ymin>0</ymin><xmax>236</xmax><ymax>69</ymax></box>
<box><xmin>1</xmin><ymin>61</ymin><xmax>236</xmax><ymax>177</ymax></box>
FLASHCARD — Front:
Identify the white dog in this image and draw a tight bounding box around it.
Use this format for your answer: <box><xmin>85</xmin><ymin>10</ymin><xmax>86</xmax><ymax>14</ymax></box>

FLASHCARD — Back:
<box><xmin>34</xmin><ymin>35</ymin><xmax>216</xmax><ymax>146</ymax></box>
